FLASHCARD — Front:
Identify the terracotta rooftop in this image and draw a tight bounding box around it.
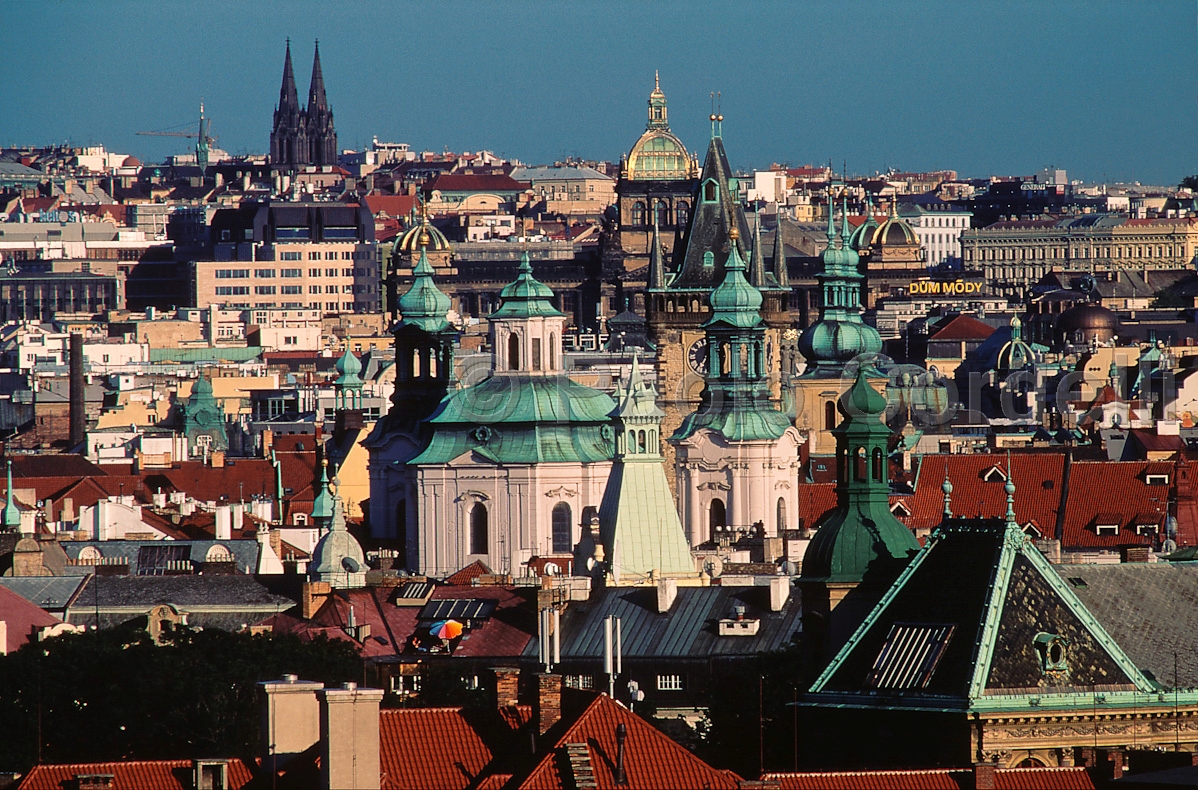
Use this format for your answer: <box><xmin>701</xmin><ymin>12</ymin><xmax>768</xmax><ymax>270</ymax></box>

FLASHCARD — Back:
<box><xmin>1059</xmin><ymin>461</ymin><xmax>1172</xmax><ymax>549</ymax></box>
<box><xmin>444</xmin><ymin>559</ymin><xmax>493</xmax><ymax>586</ymax></box>
<box><xmin>763</xmin><ymin>766</ymin><xmax>1096</xmax><ymax>789</ymax></box>
<box><xmin>16</xmin><ymin>759</ymin><xmax>254</xmax><ymax>790</ymax></box>
<box><xmin>909</xmin><ymin>453</ymin><xmax>1066</xmax><ymax>533</ymax></box>
<box><xmin>379</xmin><ymin>706</ymin><xmax>529</xmax><ymax>790</ymax></box>
<box><xmin>928</xmin><ymin>314</ymin><xmax>996</xmax><ymax>342</ymax></box>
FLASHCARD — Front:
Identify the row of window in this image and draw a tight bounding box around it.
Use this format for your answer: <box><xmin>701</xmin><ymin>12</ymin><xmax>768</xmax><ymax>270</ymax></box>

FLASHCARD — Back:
<box><xmin>629</xmin><ymin>200</ymin><xmax>690</xmax><ymax>227</ymax></box>
<box><xmin>969</xmin><ymin>244</ymin><xmax>1187</xmax><ymax>261</ymax></box>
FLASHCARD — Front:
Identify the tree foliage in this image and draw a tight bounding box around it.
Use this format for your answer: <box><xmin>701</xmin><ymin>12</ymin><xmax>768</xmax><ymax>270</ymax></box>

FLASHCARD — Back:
<box><xmin>1180</xmin><ymin>175</ymin><xmax>1198</xmax><ymax>192</ymax></box>
<box><xmin>0</xmin><ymin>624</ymin><xmax>361</xmax><ymax>775</ymax></box>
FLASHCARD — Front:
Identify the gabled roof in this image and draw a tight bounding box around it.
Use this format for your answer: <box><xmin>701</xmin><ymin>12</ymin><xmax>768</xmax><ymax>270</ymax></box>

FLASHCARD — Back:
<box><xmin>810</xmin><ymin>515</ymin><xmax>1155</xmax><ymax>711</ymax></box>
<box><xmin>444</xmin><ymin>559</ymin><xmax>493</xmax><ymax>586</ymax></box>
<box><xmin>927</xmin><ymin>314</ymin><xmax>996</xmax><ymax>343</ymax></box>
<box><xmin>16</xmin><ymin>759</ymin><xmax>255</xmax><ymax>790</ymax></box>
<box><xmin>379</xmin><ymin>706</ymin><xmax>530</xmax><ymax>790</ymax></box>
<box><xmin>518</xmin><ymin>693</ymin><xmax>740</xmax><ymax>789</ymax></box>
<box><xmin>0</xmin><ymin>583</ymin><xmax>62</xmax><ymax>654</ymax></box>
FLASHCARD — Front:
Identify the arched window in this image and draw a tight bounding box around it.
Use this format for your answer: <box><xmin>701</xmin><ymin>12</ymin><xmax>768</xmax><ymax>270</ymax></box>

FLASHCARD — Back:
<box><xmin>655</xmin><ymin>200</ymin><xmax>669</xmax><ymax>226</ymax></box>
<box><xmin>676</xmin><ymin>201</ymin><xmax>689</xmax><ymax>226</ymax></box>
<box><xmin>551</xmin><ymin>502</ymin><xmax>572</xmax><ymax>554</ymax></box>
<box><xmin>855</xmin><ymin>447</ymin><xmax>867</xmax><ymax>482</ymax></box>
<box><xmin>638</xmin><ymin>430</ymin><xmax>647</xmax><ymax>453</ymax></box>
<box><xmin>470</xmin><ymin>503</ymin><xmax>488</xmax><ymax>555</ymax></box>
<box><xmin>507</xmin><ymin>332</ymin><xmax>520</xmax><ymax>371</ymax></box>
<box><xmin>709</xmin><ymin>498</ymin><xmax>726</xmax><ymax>542</ymax></box>
<box><xmin>776</xmin><ymin>498</ymin><xmax>787</xmax><ymax>534</ymax></box>
<box><xmin>631</xmin><ymin>201</ymin><xmax>645</xmax><ymax>225</ymax></box>
<box><xmin>703</xmin><ymin>181</ymin><xmax>718</xmax><ymax>202</ymax></box>
<box><xmin>872</xmin><ymin>448</ymin><xmax>884</xmax><ymax>482</ymax></box>
<box><xmin>824</xmin><ymin>401</ymin><xmax>836</xmax><ymax>431</ymax></box>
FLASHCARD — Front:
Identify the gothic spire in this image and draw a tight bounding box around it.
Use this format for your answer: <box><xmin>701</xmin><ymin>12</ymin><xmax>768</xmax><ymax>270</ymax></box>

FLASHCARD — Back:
<box><xmin>772</xmin><ymin>210</ymin><xmax>789</xmax><ymax>288</ymax></box>
<box><xmin>749</xmin><ymin>213</ymin><xmax>767</xmax><ymax>287</ymax></box>
<box><xmin>648</xmin><ymin>215</ymin><xmax>667</xmax><ymax>289</ymax></box>
<box><xmin>308</xmin><ymin>40</ymin><xmax>329</xmax><ymax>111</ymax></box>
<box><xmin>278</xmin><ymin>39</ymin><xmax>299</xmax><ymax>112</ymax></box>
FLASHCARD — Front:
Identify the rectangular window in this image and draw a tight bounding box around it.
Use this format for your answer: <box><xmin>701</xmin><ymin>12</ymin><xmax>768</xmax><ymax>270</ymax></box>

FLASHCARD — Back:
<box><xmin>343</xmin><ymin>268</ymin><xmax>353</xmax><ymax>277</ymax></box>
<box><xmin>281</xmin><ymin>251</ymin><xmax>302</xmax><ymax>261</ymax></box>
<box><xmin>326</xmin><ymin>251</ymin><xmax>337</xmax><ymax>260</ymax></box>
<box><xmin>323</xmin><ymin>227</ymin><xmax>358</xmax><ymax>240</ymax></box>
<box><xmin>1096</xmin><ymin>523</ymin><xmax>1120</xmax><ymax>536</ymax></box>
<box><xmin>281</xmin><ymin>285</ymin><xmax>302</xmax><ymax>295</ymax></box>
<box><xmin>326</xmin><ymin>302</ymin><xmax>338</xmax><ymax>312</ymax></box>
<box><xmin>254</xmin><ymin>285</ymin><xmax>277</xmax><ymax>295</ymax></box>
<box><xmin>326</xmin><ymin>285</ymin><xmax>338</xmax><ymax>294</ymax></box>
<box><xmin>280</xmin><ymin>268</ymin><xmax>302</xmax><ymax>278</ymax></box>
<box><xmin>215</xmin><ymin>286</ymin><xmax>250</xmax><ymax>296</ymax></box>
<box><xmin>342</xmin><ymin>285</ymin><xmax>353</xmax><ymax>293</ymax></box>
<box><xmin>564</xmin><ymin>675</ymin><xmax>594</xmax><ymax>690</ymax></box>
<box><xmin>342</xmin><ymin>251</ymin><xmax>352</xmax><ymax>260</ymax></box>
<box><xmin>309</xmin><ymin>285</ymin><xmax>322</xmax><ymax>294</ymax></box>
<box><xmin>309</xmin><ymin>252</ymin><xmax>320</xmax><ymax>261</ymax></box>
<box><xmin>215</xmin><ymin>269</ymin><xmax>250</xmax><ymax>279</ymax></box>
<box><xmin>532</xmin><ymin>338</ymin><xmax>542</xmax><ymax>370</ymax></box>
<box><xmin>656</xmin><ymin>674</ymin><xmax>684</xmax><ymax>691</ymax></box>
<box><xmin>309</xmin><ymin>268</ymin><xmax>321</xmax><ymax>277</ymax></box>
<box><xmin>326</xmin><ymin>268</ymin><xmax>338</xmax><ymax>277</ymax></box>
<box><xmin>276</xmin><ymin>227</ymin><xmax>311</xmax><ymax>240</ymax></box>
<box><xmin>254</xmin><ymin>269</ymin><xmax>275</xmax><ymax>279</ymax></box>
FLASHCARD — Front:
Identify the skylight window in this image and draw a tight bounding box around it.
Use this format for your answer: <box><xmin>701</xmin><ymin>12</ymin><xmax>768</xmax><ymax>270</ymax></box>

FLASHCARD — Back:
<box><xmin>865</xmin><ymin>623</ymin><xmax>955</xmax><ymax>691</ymax></box>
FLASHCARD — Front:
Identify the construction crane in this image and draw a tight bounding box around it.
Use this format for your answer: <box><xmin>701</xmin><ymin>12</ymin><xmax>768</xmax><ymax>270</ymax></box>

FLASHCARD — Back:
<box><xmin>137</xmin><ymin>103</ymin><xmax>217</xmax><ymax>170</ymax></box>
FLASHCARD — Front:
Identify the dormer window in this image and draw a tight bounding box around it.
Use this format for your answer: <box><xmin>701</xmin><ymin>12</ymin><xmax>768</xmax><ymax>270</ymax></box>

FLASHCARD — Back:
<box><xmin>1094</xmin><ymin>515</ymin><xmax>1120</xmax><ymax>536</ymax></box>
<box><xmin>890</xmin><ymin>501</ymin><xmax>912</xmax><ymax>518</ymax></box>
<box><xmin>982</xmin><ymin>464</ymin><xmax>1008</xmax><ymax>482</ymax></box>
<box><xmin>1034</xmin><ymin>632</ymin><xmax>1069</xmax><ymax>674</ymax></box>
<box><xmin>703</xmin><ymin>180</ymin><xmax>718</xmax><ymax>202</ymax></box>
<box><xmin>1146</xmin><ymin>474</ymin><xmax>1169</xmax><ymax>486</ymax></box>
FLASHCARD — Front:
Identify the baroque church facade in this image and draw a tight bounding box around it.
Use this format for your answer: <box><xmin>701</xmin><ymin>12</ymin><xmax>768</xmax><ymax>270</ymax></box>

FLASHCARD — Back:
<box><xmin>269</xmin><ymin>40</ymin><xmax>338</xmax><ymax>170</ymax></box>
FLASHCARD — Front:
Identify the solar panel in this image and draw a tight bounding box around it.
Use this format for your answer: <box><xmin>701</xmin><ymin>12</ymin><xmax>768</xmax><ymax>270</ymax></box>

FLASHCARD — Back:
<box><xmin>396</xmin><ymin>581</ymin><xmax>434</xmax><ymax>600</ymax></box>
<box><xmin>865</xmin><ymin>623</ymin><xmax>955</xmax><ymax>691</ymax></box>
<box><xmin>417</xmin><ymin>598</ymin><xmax>498</xmax><ymax>623</ymax></box>
<box><xmin>135</xmin><ymin>544</ymin><xmax>192</xmax><ymax>576</ymax></box>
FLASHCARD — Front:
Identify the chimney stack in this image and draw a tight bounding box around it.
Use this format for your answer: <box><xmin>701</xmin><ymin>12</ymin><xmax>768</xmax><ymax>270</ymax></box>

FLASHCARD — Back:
<box><xmin>69</xmin><ymin>333</ymin><xmax>85</xmax><ymax>450</ymax></box>
<box><xmin>972</xmin><ymin>763</ymin><xmax>997</xmax><ymax>790</ymax></box>
<box><xmin>320</xmin><ymin>682</ymin><xmax>383</xmax><ymax>790</ymax></box>
<box><xmin>493</xmin><ymin>667</ymin><xmax>520</xmax><ymax>708</ymax></box>
<box><xmin>259</xmin><ymin>675</ymin><xmax>324</xmax><ymax>776</ymax></box>
<box><xmin>656</xmin><ymin>578</ymin><xmax>677</xmax><ymax>613</ymax></box>
<box><xmin>535</xmin><ymin>673</ymin><xmax>562</xmax><ymax>735</ymax></box>
<box><xmin>769</xmin><ymin>577</ymin><xmax>791</xmax><ymax>612</ymax></box>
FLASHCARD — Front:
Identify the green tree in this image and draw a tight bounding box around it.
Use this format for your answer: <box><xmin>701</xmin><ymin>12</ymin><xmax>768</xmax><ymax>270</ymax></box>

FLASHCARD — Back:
<box><xmin>0</xmin><ymin>624</ymin><xmax>361</xmax><ymax>775</ymax></box>
<box><xmin>1180</xmin><ymin>175</ymin><xmax>1198</xmax><ymax>192</ymax></box>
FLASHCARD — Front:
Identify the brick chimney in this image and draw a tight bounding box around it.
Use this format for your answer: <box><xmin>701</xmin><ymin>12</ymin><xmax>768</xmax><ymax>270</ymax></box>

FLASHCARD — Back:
<box><xmin>972</xmin><ymin>762</ymin><xmax>997</xmax><ymax>790</ymax></box>
<box><xmin>302</xmin><ymin>581</ymin><xmax>332</xmax><ymax>619</ymax></box>
<box><xmin>535</xmin><ymin>673</ymin><xmax>562</xmax><ymax>735</ymax></box>
<box><xmin>493</xmin><ymin>667</ymin><xmax>520</xmax><ymax>708</ymax></box>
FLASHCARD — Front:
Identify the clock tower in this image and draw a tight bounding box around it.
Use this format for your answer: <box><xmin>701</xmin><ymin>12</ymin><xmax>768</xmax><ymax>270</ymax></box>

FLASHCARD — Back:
<box><xmin>645</xmin><ymin>116</ymin><xmax>793</xmax><ymax>490</ymax></box>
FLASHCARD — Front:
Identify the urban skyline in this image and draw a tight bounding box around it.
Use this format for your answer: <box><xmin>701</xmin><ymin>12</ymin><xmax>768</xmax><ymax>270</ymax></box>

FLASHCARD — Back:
<box><xmin>3</xmin><ymin>0</ymin><xmax>1195</xmax><ymax>184</ymax></box>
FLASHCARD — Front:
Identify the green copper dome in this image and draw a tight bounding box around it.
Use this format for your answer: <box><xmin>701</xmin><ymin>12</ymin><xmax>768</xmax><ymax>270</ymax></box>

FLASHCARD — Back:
<box><xmin>397</xmin><ymin>247</ymin><xmax>452</xmax><ymax>333</ymax></box>
<box><xmin>491</xmin><ymin>252</ymin><xmax>564</xmax><ymax>319</ymax></box>
<box><xmin>848</xmin><ymin>208</ymin><xmax>880</xmax><ymax>252</ymax></box>
<box><xmin>334</xmin><ymin>348</ymin><xmax>364</xmax><ymax>389</ymax></box>
<box><xmin>704</xmin><ymin>228</ymin><xmax>763</xmax><ymax>329</ymax></box>
<box><xmin>840</xmin><ymin>366</ymin><xmax>889</xmax><ymax>417</ymax></box>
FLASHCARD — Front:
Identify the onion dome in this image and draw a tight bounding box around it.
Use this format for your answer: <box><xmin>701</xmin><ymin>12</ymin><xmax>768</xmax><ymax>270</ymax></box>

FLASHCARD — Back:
<box><xmin>491</xmin><ymin>252</ymin><xmax>564</xmax><ymax>319</ymax></box>
<box><xmin>848</xmin><ymin>197</ymin><xmax>881</xmax><ymax>251</ymax></box>
<box><xmin>997</xmin><ymin>315</ymin><xmax>1035</xmax><ymax>371</ymax></box>
<box><xmin>1056</xmin><ymin>301</ymin><xmax>1118</xmax><ymax>345</ymax></box>
<box><xmin>397</xmin><ymin>209</ymin><xmax>451</xmax><ymax>254</ymax></box>
<box><xmin>705</xmin><ymin>227</ymin><xmax>763</xmax><ymax>328</ymax></box>
<box><xmin>334</xmin><ymin>348</ymin><xmax>363</xmax><ymax>388</ymax></box>
<box><xmin>396</xmin><ymin>247</ymin><xmax>452</xmax><ymax>332</ymax></box>
<box><xmin>839</xmin><ymin>364</ymin><xmax>888</xmax><ymax>418</ymax></box>
<box><xmin>870</xmin><ymin>201</ymin><xmax>919</xmax><ymax>247</ymax></box>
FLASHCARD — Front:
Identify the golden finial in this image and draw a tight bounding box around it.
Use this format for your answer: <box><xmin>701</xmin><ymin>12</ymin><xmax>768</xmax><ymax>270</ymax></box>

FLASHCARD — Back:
<box><xmin>728</xmin><ymin>227</ymin><xmax>740</xmax><ymax>241</ymax></box>
<box><xmin>655</xmin><ymin>70</ymin><xmax>660</xmax><ymax>90</ymax></box>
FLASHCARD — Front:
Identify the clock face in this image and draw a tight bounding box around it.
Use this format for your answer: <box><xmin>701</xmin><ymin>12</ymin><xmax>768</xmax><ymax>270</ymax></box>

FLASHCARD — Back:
<box><xmin>687</xmin><ymin>337</ymin><xmax>709</xmax><ymax>374</ymax></box>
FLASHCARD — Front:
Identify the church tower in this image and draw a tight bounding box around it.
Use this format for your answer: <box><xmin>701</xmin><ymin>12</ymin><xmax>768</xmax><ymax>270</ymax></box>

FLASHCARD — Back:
<box><xmin>671</xmin><ymin>227</ymin><xmax>802</xmax><ymax>546</ymax></box>
<box><xmin>597</xmin><ymin>355</ymin><xmax>695</xmax><ymax>582</ymax></box>
<box><xmin>799</xmin><ymin>367</ymin><xmax>919</xmax><ymax>663</ymax></box>
<box><xmin>793</xmin><ymin>193</ymin><xmax>884</xmax><ymax>455</ymax></box>
<box><xmin>269</xmin><ymin>40</ymin><xmax>337</xmax><ymax>170</ymax></box>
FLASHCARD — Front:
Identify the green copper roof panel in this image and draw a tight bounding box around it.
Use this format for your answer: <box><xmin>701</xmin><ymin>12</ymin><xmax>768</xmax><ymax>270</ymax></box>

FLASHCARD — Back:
<box><xmin>429</xmin><ymin>375</ymin><xmax>614</xmax><ymax>426</ymax></box>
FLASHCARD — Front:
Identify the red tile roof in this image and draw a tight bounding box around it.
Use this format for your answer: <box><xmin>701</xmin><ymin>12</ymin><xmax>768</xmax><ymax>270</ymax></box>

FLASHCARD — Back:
<box><xmin>929</xmin><ymin>314</ymin><xmax>996</xmax><ymax>342</ymax></box>
<box><xmin>445</xmin><ymin>559</ymin><xmax>493</xmax><ymax>586</ymax></box>
<box><xmin>17</xmin><ymin>759</ymin><xmax>254</xmax><ymax>790</ymax></box>
<box><xmin>518</xmin><ymin>694</ymin><xmax>739</xmax><ymax>789</ymax></box>
<box><xmin>909</xmin><ymin>453</ymin><xmax>1066</xmax><ymax>533</ymax></box>
<box><xmin>1059</xmin><ymin>461</ymin><xmax>1172</xmax><ymax>549</ymax></box>
<box><xmin>379</xmin><ymin>706</ymin><xmax>529</xmax><ymax>790</ymax></box>
<box><xmin>363</xmin><ymin>194</ymin><xmax>418</xmax><ymax>219</ymax></box>
<box><xmin>265</xmin><ymin>584</ymin><xmax>535</xmax><ymax>659</ymax></box>
<box><xmin>0</xmin><ymin>584</ymin><xmax>62</xmax><ymax>654</ymax></box>
<box><xmin>799</xmin><ymin>483</ymin><xmax>838</xmax><ymax>530</ymax></box>
<box><xmin>427</xmin><ymin>173</ymin><xmax>530</xmax><ymax>193</ymax></box>
<box><xmin>764</xmin><ymin>767</ymin><xmax>1095</xmax><ymax>789</ymax></box>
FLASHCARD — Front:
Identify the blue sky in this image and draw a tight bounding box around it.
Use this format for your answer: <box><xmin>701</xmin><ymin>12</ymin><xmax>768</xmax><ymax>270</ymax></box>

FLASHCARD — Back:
<box><xmin>1</xmin><ymin>0</ymin><xmax>1194</xmax><ymax>184</ymax></box>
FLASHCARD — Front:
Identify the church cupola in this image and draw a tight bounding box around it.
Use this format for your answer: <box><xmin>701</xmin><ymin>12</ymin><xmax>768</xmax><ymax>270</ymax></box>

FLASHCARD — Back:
<box><xmin>388</xmin><ymin>244</ymin><xmax>457</xmax><ymax>426</ymax></box>
<box><xmin>489</xmin><ymin>252</ymin><xmax>567</xmax><ymax>376</ymax></box>
<box><xmin>647</xmin><ymin>70</ymin><xmax>669</xmax><ymax>130</ymax></box>
<box><xmin>334</xmin><ymin>348</ymin><xmax>364</xmax><ymax>411</ymax></box>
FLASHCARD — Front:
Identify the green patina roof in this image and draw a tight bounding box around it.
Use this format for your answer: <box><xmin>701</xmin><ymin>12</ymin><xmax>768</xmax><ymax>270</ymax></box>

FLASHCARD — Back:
<box><xmin>150</xmin><ymin>347</ymin><xmax>262</xmax><ymax>363</ymax></box>
<box><xmin>703</xmin><ymin>233</ymin><xmax>763</xmax><ymax>330</ymax></box>
<box><xmin>182</xmin><ymin>376</ymin><xmax>228</xmax><ymax>449</ymax></box>
<box><xmin>673</xmin><ymin>407</ymin><xmax>791</xmax><ymax>443</ymax></box>
<box><xmin>410</xmin><ymin>374</ymin><xmax>615</xmax><ymax>464</ymax></box>
<box><xmin>2</xmin><ymin>460</ymin><xmax>20</xmax><ymax>529</ymax></box>
<box><xmin>801</xmin><ymin>370</ymin><xmax>919</xmax><ymax>583</ymax></box>
<box><xmin>334</xmin><ymin>348</ymin><xmax>364</xmax><ymax>390</ymax></box>
<box><xmin>396</xmin><ymin>246</ymin><xmax>452</xmax><ymax>333</ymax></box>
<box><xmin>490</xmin><ymin>252</ymin><xmax>564</xmax><ymax>319</ymax></box>
<box><xmin>311</xmin><ymin>461</ymin><xmax>333</xmax><ymax>521</ymax></box>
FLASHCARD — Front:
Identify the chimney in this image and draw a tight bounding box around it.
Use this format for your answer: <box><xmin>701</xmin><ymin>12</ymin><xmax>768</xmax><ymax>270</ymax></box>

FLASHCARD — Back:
<box><xmin>210</xmin><ymin>450</ymin><xmax>225</xmax><ymax>468</ymax></box>
<box><xmin>215</xmin><ymin>504</ymin><xmax>232</xmax><ymax>541</ymax></box>
<box><xmin>972</xmin><ymin>762</ymin><xmax>997</xmax><ymax>790</ymax></box>
<box><xmin>493</xmin><ymin>667</ymin><xmax>520</xmax><ymax>708</ymax></box>
<box><xmin>656</xmin><ymin>578</ymin><xmax>677</xmax><ymax>613</ymax></box>
<box><xmin>769</xmin><ymin>577</ymin><xmax>791</xmax><ymax>612</ymax></box>
<box><xmin>302</xmin><ymin>581</ymin><xmax>332</xmax><ymax>619</ymax></box>
<box><xmin>535</xmin><ymin>673</ymin><xmax>562</xmax><ymax>735</ymax></box>
<box><xmin>259</xmin><ymin>675</ymin><xmax>324</xmax><ymax>776</ymax></box>
<box><xmin>261</xmin><ymin>428</ymin><xmax>274</xmax><ymax>458</ymax></box>
<box><xmin>69</xmin><ymin>333</ymin><xmax>85</xmax><ymax>449</ymax></box>
<box><xmin>320</xmin><ymin>682</ymin><xmax>383</xmax><ymax>790</ymax></box>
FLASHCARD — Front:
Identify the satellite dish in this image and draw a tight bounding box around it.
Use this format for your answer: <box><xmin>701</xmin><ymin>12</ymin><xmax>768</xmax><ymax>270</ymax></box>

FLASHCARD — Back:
<box><xmin>342</xmin><ymin>557</ymin><xmax>361</xmax><ymax>573</ymax></box>
<box><xmin>703</xmin><ymin>556</ymin><xmax>724</xmax><ymax>578</ymax></box>
<box><xmin>781</xmin><ymin>561</ymin><xmax>798</xmax><ymax>576</ymax></box>
<box><xmin>544</xmin><ymin>562</ymin><xmax>560</xmax><ymax>576</ymax></box>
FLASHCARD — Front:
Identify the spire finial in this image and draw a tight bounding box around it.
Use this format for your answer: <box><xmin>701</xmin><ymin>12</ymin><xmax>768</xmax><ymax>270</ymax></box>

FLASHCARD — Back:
<box><xmin>655</xmin><ymin>70</ymin><xmax>659</xmax><ymax>90</ymax></box>
<box><xmin>1004</xmin><ymin>451</ymin><xmax>1017</xmax><ymax>525</ymax></box>
<box><xmin>942</xmin><ymin>474</ymin><xmax>953</xmax><ymax>518</ymax></box>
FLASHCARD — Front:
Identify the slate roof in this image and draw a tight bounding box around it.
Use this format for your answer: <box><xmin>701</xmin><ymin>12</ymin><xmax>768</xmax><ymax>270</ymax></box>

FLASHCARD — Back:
<box><xmin>60</xmin><ymin>539</ymin><xmax>260</xmax><ymax>575</ymax></box>
<box><xmin>0</xmin><ymin>583</ymin><xmax>61</xmax><ymax>654</ymax></box>
<box><xmin>1058</xmin><ymin>562</ymin><xmax>1198</xmax><ymax>688</ymax></box>
<box><xmin>532</xmin><ymin>584</ymin><xmax>802</xmax><ymax>661</ymax></box>
<box><xmin>811</xmin><ymin>516</ymin><xmax>1154</xmax><ymax>710</ymax></box>
<box><xmin>0</xmin><ymin>575</ymin><xmax>90</xmax><ymax>613</ymax></box>
<box><xmin>64</xmin><ymin>575</ymin><xmax>293</xmax><ymax>631</ymax></box>
<box><xmin>16</xmin><ymin>759</ymin><xmax>255</xmax><ymax>790</ymax></box>
<box><xmin>763</xmin><ymin>767</ymin><xmax>1096</xmax><ymax>789</ymax></box>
